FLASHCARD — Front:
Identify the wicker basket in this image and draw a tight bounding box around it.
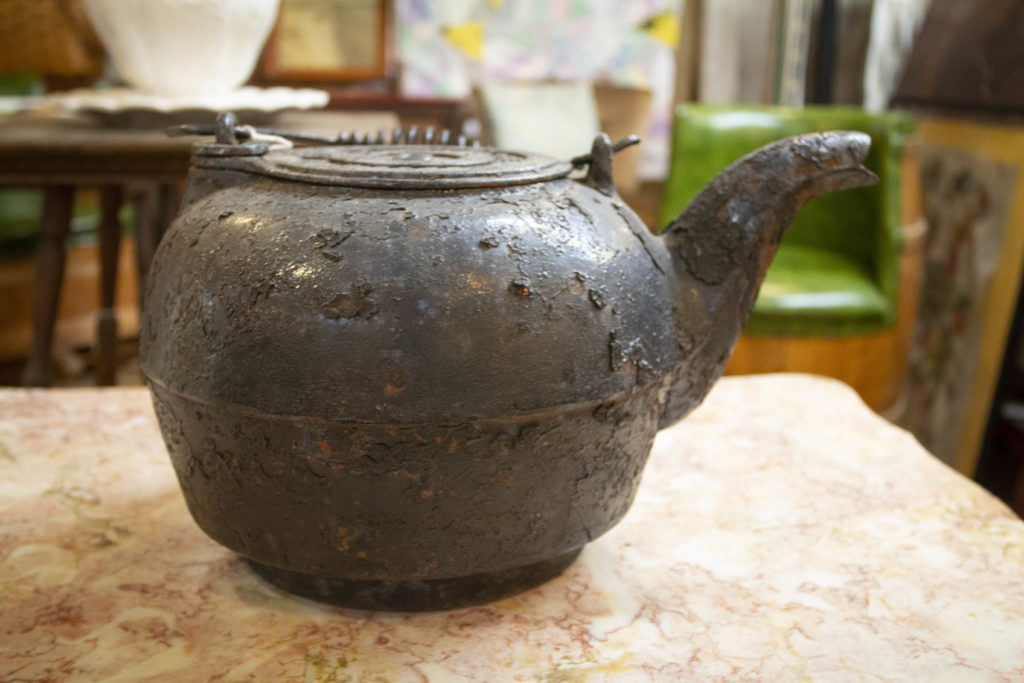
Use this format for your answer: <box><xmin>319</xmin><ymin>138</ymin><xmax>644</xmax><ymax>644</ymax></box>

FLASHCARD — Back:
<box><xmin>0</xmin><ymin>0</ymin><xmax>103</xmax><ymax>79</ymax></box>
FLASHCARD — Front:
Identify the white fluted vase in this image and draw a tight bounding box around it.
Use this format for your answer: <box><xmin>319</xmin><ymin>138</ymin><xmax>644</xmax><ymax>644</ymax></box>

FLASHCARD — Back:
<box><xmin>83</xmin><ymin>0</ymin><xmax>280</xmax><ymax>96</ymax></box>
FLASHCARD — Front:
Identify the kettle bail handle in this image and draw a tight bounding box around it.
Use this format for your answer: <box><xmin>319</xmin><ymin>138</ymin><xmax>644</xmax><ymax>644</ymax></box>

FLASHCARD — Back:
<box><xmin>571</xmin><ymin>134</ymin><xmax>640</xmax><ymax>196</ymax></box>
<box><xmin>169</xmin><ymin>112</ymin><xmax>480</xmax><ymax>149</ymax></box>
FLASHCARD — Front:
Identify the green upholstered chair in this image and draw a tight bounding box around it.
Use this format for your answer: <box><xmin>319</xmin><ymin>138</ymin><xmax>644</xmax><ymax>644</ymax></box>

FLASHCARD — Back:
<box><xmin>659</xmin><ymin>105</ymin><xmax>915</xmax><ymax>337</ymax></box>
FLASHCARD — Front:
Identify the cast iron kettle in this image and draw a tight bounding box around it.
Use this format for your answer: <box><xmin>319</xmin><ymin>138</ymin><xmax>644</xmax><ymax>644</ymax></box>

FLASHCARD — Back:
<box><xmin>142</xmin><ymin>112</ymin><xmax>876</xmax><ymax>611</ymax></box>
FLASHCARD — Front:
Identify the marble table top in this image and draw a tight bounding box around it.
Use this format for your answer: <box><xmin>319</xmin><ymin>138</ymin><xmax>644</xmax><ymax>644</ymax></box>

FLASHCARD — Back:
<box><xmin>2</xmin><ymin>375</ymin><xmax>1023</xmax><ymax>682</ymax></box>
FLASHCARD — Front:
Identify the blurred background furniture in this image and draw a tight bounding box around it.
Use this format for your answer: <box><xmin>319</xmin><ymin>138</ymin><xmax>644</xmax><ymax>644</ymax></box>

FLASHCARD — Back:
<box><xmin>476</xmin><ymin>80</ymin><xmax>601</xmax><ymax>161</ymax></box>
<box><xmin>889</xmin><ymin>0</ymin><xmax>1024</xmax><ymax>490</ymax></box>
<box><xmin>894</xmin><ymin>119</ymin><xmax>1024</xmax><ymax>476</ymax></box>
<box><xmin>0</xmin><ymin>0</ymin><xmax>113</xmax><ymax>383</ymax></box>
<box><xmin>659</xmin><ymin>104</ymin><xmax>924</xmax><ymax>415</ymax></box>
<box><xmin>0</xmin><ymin>0</ymin><xmax>103</xmax><ymax>91</ymax></box>
<box><xmin>326</xmin><ymin>92</ymin><xmax>470</xmax><ymax>136</ymax></box>
<box><xmin>0</xmin><ymin>117</ymin><xmax>193</xmax><ymax>386</ymax></box>
<box><xmin>475</xmin><ymin>80</ymin><xmax>653</xmax><ymax>194</ymax></box>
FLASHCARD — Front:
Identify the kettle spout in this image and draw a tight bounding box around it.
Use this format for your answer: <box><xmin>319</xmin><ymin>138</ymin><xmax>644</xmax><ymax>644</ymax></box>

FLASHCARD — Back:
<box><xmin>657</xmin><ymin>131</ymin><xmax>877</xmax><ymax>428</ymax></box>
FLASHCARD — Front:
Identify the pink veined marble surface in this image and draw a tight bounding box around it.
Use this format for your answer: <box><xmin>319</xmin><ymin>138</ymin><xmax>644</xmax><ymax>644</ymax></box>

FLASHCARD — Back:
<box><xmin>1</xmin><ymin>374</ymin><xmax>1023</xmax><ymax>682</ymax></box>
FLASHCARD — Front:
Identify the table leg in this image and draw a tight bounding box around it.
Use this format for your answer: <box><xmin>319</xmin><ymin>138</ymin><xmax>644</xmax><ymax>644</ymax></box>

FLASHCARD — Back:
<box><xmin>21</xmin><ymin>186</ymin><xmax>75</xmax><ymax>387</ymax></box>
<box><xmin>132</xmin><ymin>186</ymin><xmax>158</xmax><ymax>312</ymax></box>
<box><xmin>156</xmin><ymin>183</ymin><xmax>180</xmax><ymax>242</ymax></box>
<box><xmin>95</xmin><ymin>185</ymin><xmax>124</xmax><ymax>386</ymax></box>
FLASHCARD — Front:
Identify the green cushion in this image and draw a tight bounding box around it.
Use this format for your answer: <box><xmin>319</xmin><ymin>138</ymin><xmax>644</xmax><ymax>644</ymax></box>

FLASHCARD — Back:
<box><xmin>748</xmin><ymin>244</ymin><xmax>891</xmax><ymax>336</ymax></box>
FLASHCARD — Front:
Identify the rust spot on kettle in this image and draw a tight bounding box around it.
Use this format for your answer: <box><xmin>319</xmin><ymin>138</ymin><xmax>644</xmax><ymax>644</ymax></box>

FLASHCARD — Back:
<box><xmin>384</xmin><ymin>367</ymin><xmax>409</xmax><ymax>396</ymax></box>
<box><xmin>336</xmin><ymin>526</ymin><xmax>358</xmax><ymax>551</ymax></box>
<box><xmin>509</xmin><ymin>279</ymin><xmax>531</xmax><ymax>297</ymax></box>
<box><xmin>465</xmin><ymin>273</ymin><xmax>487</xmax><ymax>292</ymax></box>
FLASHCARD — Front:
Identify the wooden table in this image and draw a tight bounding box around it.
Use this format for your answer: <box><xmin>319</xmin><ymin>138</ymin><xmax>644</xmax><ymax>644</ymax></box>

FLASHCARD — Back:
<box><xmin>0</xmin><ymin>110</ymin><xmax>401</xmax><ymax>387</ymax></box>
<box><xmin>2</xmin><ymin>375</ymin><xmax>1022</xmax><ymax>681</ymax></box>
<box><xmin>0</xmin><ymin>116</ymin><xmax>191</xmax><ymax>386</ymax></box>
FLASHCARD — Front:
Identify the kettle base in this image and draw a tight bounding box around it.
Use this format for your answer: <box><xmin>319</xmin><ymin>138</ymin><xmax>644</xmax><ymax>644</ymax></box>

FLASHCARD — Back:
<box><xmin>246</xmin><ymin>548</ymin><xmax>583</xmax><ymax>612</ymax></box>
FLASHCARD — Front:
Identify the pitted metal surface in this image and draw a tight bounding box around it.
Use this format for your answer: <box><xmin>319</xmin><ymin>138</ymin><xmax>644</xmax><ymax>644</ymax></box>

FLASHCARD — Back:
<box><xmin>143</xmin><ymin>176</ymin><xmax>679</xmax><ymax>423</ymax></box>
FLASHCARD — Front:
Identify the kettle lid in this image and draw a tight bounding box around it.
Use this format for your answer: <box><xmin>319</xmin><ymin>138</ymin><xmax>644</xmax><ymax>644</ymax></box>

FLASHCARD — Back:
<box><xmin>197</xmin><ymin>144</ymin><xmax>573</xmax><ymax>190</ymax></box>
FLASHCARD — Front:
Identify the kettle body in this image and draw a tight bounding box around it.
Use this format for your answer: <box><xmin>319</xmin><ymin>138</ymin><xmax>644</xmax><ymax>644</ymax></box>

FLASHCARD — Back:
<box><xmin>142</xmin><ymin>117</ymin><xmax>874</xmax><ymax>610</ymax></box>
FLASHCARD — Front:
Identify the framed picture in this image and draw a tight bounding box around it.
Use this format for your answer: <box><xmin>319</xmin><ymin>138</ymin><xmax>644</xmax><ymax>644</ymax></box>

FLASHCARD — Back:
<box><xmin>900</xmin><ymin>117</ymin><xmax>1024</xmax><ymax>477</ymax></box>
<box><xmin>260</xmin><ymin>0</ymin><xmax>391</xmax><ymax>82</ymax></box>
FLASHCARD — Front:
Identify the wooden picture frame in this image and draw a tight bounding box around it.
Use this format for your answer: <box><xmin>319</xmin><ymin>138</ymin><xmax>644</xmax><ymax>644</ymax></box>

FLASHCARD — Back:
<box><xmin>260</xmin><ymin>0</ymin><xmax>391</xmax><ymax>83</ymax></box>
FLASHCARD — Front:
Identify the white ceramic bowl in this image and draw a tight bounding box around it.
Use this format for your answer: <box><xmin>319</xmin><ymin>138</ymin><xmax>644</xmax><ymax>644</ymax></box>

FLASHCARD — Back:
<box><xmin>83</xmin><ymin>0</ymin><xmax>280</xmax><ymax>96</ymax></box>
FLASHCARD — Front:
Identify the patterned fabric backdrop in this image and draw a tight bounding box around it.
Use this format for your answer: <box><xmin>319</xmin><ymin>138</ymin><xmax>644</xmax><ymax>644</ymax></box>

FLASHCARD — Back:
<box><xmin>397</xmin><ymin>0</ymin><xmax>682</xmax><ymax>179</ymax></box>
